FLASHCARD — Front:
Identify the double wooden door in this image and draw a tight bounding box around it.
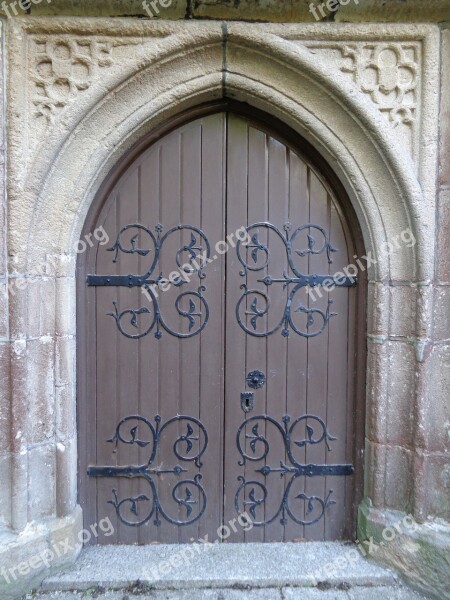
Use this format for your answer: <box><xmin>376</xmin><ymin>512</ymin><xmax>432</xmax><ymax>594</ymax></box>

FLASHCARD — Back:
<box><xmin>78</xmin><ymin>111</ymin><xmax>364</xmax><ymax>544</ymax></box>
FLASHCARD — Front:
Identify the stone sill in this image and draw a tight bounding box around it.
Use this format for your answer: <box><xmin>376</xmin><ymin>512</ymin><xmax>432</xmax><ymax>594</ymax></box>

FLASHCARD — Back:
<box><xmin>1</xmin><ymin>0</ymin><xmax>450</xmax><ymax>22</ymax></box>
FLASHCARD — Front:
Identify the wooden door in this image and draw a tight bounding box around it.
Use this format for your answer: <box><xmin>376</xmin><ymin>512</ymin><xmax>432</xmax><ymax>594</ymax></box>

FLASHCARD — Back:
<box><xmin>78</xmin><ymin>110</ymin><xmax>364</xmax><ymax>544</ymax></box>
<box><xmin>223</xmin><ymin>115</ymin><xmax>361</xmax><ymax>542</ymax></box>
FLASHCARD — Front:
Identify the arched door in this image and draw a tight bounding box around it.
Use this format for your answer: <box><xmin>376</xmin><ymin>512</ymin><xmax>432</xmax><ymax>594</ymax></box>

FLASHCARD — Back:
<box><xmin>78</xmin><ymin>109</ymin><xmax>366</xmax><ymax>544</ymax></box>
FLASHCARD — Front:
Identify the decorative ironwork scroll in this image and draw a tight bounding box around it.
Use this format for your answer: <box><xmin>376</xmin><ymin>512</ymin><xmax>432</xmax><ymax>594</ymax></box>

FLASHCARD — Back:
<box><xmin>88</xmin><ymin>415</ymin><xmax>208</xmax><ymax>527</ymax></box>
<box><xmin>87</xmin><ymin>224</ymin><xmax>211</xmax><ymax>339</ymax></box>
<box><xmin>236</xmin><ymin>222</ymin><xmax>357</xmax><ymax>338</ymax></box>
<box><xmin>235</xmin><ymin>414</ymin><xmax>353</xmax><ymax>526</ymax></box>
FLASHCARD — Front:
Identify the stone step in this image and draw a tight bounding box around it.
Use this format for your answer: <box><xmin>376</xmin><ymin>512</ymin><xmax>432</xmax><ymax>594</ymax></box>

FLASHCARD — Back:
<box><xmin>29</xmin><ymin>587</ymin><xmax>428</xmax><ymax>600</ymax></box>
<box><xmin>39</xmin><ymin>542</ymin><xmax>406</xmax><ymax>593</ymax></box>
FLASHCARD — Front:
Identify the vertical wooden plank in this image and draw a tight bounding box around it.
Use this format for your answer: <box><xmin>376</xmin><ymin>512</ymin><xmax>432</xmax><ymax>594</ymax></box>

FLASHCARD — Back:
<box><xmin>284</xmin><ymin>151</ymin><xmax>309</xmax><ymax>542</ymax></box>
<box><xmin>77</xmin><ymin>205</ymin><xmax>99</xmax><ymax>540</ymax></box>
<box><xmin>156</xmin><ymin>129</ymin><xmax>183</xmax><ymax>543</ymax></box>
<box><xmin>264</xmin><ymin>135</ymin><xmax>289</xmax><ymax>542</ymax></box>
<box><xmin>304</xmin><ymin>170</ymin><xmax>330</xmax><ymax>541</ymax></box>
<box><xmin>223</xmin><ymin>114</ymin><xmax>250</xmax><ymax>542</ymax></box>
<box><xmin>241</xmin><ymin>124</ymin><xmax>269</xmax><ymax>543</ymax></box>
<box><xmin>177</xmin><ymin>123</ymin><xmax>202</xmax><ymax>544</ymax></box>
<box><xmin>95</xmin><ymin>195</ymin><xmax>119</xmax><ymax>544</ymax></box>
<box><xmin>199</xmin><ymin>113</ymin><xmax>226</xmax><ymax>541</ymax></box>
<box><xmin>138</xmin><ymin>142</ymin><xmax>161</xmax><ymax>544</ymax></box>
<box><xmin>324</xmin><ymin>196</ymin><xmax>350</xmax><ymax>540</ymax></box>
<box><xmin>116</xmin><ymin>169</ymin><xmax>141</xmax><ymax>546</ymax></box>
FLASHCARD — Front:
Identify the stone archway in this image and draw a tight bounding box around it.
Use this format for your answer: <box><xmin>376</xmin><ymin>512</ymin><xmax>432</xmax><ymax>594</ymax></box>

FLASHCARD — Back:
<box><xmin>2</xmin><ymin>17</ymin><xmax>441</xmax><ymax>597</ymax></box>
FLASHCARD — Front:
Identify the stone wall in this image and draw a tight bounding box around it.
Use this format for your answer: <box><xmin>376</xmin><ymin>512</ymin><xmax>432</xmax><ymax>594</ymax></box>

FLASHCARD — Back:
<box><xmin>0</xmin><ymin>7</ymin><xmax>448</xmax><ymax>600</ymax></box>
<box><xmin>1</xmin><ymin>0</ymin><xmax>450</xmax><ymax>21</ymax></box>
<box><xmin>0</xmin><ymin>18</ymin><xmax>9</xmax><ymax>533</ymax></box>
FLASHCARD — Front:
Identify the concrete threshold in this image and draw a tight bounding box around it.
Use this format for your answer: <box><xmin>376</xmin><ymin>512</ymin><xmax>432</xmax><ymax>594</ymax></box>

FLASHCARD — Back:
<box><xmin>41</xmin><ymin>542</ymin><xmax>398</xmax><ymax>592</ymax></box>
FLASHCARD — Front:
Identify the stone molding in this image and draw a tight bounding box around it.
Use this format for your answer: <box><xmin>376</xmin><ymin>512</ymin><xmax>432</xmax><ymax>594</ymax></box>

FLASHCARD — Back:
<box><xmin>0</xmin><ymin>16</ymin><xmax>447</xmax><ymax>599</ymax></box>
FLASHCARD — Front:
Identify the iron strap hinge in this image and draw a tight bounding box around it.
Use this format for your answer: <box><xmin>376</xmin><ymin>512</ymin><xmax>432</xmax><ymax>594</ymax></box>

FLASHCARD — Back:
<box><xmin>257</xmin><ymin>463</ymin><xmax>354</xmax><ymax>477</ymax></box>
<box><xmin>87</xmin><ymin>274</ymin><xmax>148</xmax><ymax>287</ymax></box>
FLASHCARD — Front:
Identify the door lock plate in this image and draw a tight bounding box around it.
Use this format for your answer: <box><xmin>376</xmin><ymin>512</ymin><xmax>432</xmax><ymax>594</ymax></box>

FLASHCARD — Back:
<box><xmin>241</xmin><ymin>392</ymin><xmax>254</xmax><ymax>413</ymax></box>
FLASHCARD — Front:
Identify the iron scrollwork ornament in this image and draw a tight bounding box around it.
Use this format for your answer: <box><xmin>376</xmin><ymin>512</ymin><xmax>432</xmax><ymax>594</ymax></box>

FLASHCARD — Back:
<box><xmin>88</xmin><ymin>415</ymin><xmax>208</xmax><ymax>527</ymax></box>
<box><xmin>235</xmin><ymin>414</ymin><xmax>354</xmax><ymax>526</ymax></box>
<box><xmin>236</xmin><ymin>222</ymin><xmax>357</xmax><ymax>338</ymax></box>
<box><xmin>87</xmin><ymin>223</ymin><xmax>211</xmax><ymax>340</ymax></box>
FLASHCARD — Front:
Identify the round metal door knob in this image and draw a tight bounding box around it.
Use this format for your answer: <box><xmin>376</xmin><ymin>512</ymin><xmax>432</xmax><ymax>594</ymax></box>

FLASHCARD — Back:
<box><xmin>246</xmin><ymin>370</ymin><xmax>266</xmax><ymax>389</ymax></box>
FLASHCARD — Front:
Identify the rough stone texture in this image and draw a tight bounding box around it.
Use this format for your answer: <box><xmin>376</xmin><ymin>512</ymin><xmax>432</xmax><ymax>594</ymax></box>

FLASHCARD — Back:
<box><xmin>2</xmin><ymin>0</ymin><xmax>448</xmax><ymax>22</ymax></box>
<box><xmin>0</xmin><ymin>506</ymin><xmax>82</xmax><ymax>600</ymax></box>
<box><xmin>40</xmin><ymin>543</ymin><xmax>397</xmax><ymax>592</ymax></box>
<box><xmin>436</xmin><ymin>190</ymin><xmax>450</xmax><ymax>282</ymax></box>
<box><xmin>336</xmin><ymin>0</ymin><xmax>450</xmax><ymax>23</ymax></box>
<box><xmin>192</xmin><ymin>0</ymin><xmax>323</xmax><ymax>21</ymax></box>
<box><xmin>0</xmin><ymin>18</ymin><xmax>4</xmax><ymax>281</ymax></box>
<box><xmin>440</xmin><ymin>30</ymin><xmax>450</xmax><ymax>187</ymax></box>
<box><xmin>0</xmin><ymin>19</ymin><xmax>10</xmax><ymax>538</ymax></box>
<box><xmin>358</xmin><ymin>502</ymin><xmax>450</xmax><ymax>600</ymax></box>
<box><xmin>417</xmin><ymin>343</ymin><xmax>450</xmax><ymax>455</ymax></box>
<box><xmin>29</xmin><ymin>585</ymin><xmax>428</xmax><ymax>600</ymax></box>
<box><xmin>27</xmin><ymin>0</ymin><xmax>186</xmax><ymax>18</ymax></box>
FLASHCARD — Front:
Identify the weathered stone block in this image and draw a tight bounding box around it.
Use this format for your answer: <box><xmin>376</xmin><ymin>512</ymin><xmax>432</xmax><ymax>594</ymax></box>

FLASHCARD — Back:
<box><xmin>388</xmin><ymin>284</ymin><xmax>417</xmax><ymax>339</ymax></box>
<box><xmin>55</xmin><ymin>383</ymin><xmax>76</xmax><ymax>443</ymax></box>
<box><xmin>0</xmin><ymin>452</ymin><xmax>12</xmax><ymax>528</ymax></box>
<box><xmin>0</xmin><ymin>341</ymin><xmax>11</xmax><ymax>454</ymax></box>
<box><xmin>193</xmin><ymin>0</ymin><xmax>321</xmax><ymax>21</ymax></box>
<box><xmin>8</xmin><ymin>276</ymin><xmax>57</xmax><ymax>340</ymax></box>
<box><xmin>55</xmin><ymin>277</ymin><xmax>76</xmax><ymax>337</ymax></box>
<box><xmin>55</xmin><ymin>336</ymin><xmax>75</xmax><ymax>388</ymax></box>
<box><xmin>0</xmin><ymin>281</ymin><xmax>8</xmax><ymax>340</ymax></box>
<box><xmin>0</xmin><ymin>19</ymin><xmax>4</xmax><ymax>279</ymax></box>
<box><xmin>24</xmin><ymin>337</ymin><xmax>56</xmax><ymax>444</ymax></box>
<box><xmin>358</xmin><ymin>501</ymin><xmax>450</xmax><ymax>600</ymax></box>
<box><xmin>418</xmin><ymin>343</ymin><xmax>450</xmax><ymax>453</ymax></box>
<box><xmin>56</xmin><ymin>435</ymin><xmax>77</xmax><ymax>518</ymax></box>
<box><xmin>10</xmin><ymin>450</ymin><xmax>28</xmax><ymax>532</ymax></box>
<box><xmin>28</xmin><ymin>443</ymin><xmax>56</xmax><ymax>520</ymax></box>
<box><xmin>436</xmin><ymin>190</ymin><xmax>450</xmax><ymax>282</ymax></box>
<box><xmin>440</xmin><ymin>30</ymin><xmax>450</xmax><ymax>186</ymax></box>
<box><xmin>415</xmin><ymin>452</ymin><xmax>450</xmax><ymax>521</ymax></box>
<box><xmin>26</xmin><ymin>277</ymin><xmax>56</xmax><ymax>339</ymax></box>
<box><xmin>365</xmin><ymin>440</ymin><xmax>414</xmax><ymax>513</ymax></box>
<box><xmin>367</xmin><ymin>281</ymin><xmax>389</xmax><ymax>337</ymax></box>
<box><xmin>366</xmin><ymin>340</ymin><xmax>415</xmax><ymax>447</ymax></box>
<box><xmin>337</xmin><ymin>0</ymin><xmax>450</xmax><ymax>23</ymax></box>
<box><xmin>26</xmin><ymin>0</ymin><xmax>186</xmax><ymax>18</ymax></box>
<box><xmin>0</xmin><ymin>506</ymin><xmax>82</xmax><ymax>600</ymax></box>
<box><xmin>433</xmin><ymin>286</ymin><xmax>450</xmax><ymax>341</ymax></box>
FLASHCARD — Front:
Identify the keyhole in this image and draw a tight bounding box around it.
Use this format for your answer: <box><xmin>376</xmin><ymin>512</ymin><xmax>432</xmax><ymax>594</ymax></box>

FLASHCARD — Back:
<box><xmin>245</xmin><ymin>397</ymin><xmax>251</xmax><ymax>408</ymax></box>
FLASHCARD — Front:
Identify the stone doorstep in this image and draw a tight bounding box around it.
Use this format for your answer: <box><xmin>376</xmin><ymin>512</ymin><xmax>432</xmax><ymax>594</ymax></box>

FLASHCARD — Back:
<box><xmin>29</xmin><ymin>588</ymin><xmax>429</xmax><ymax>600</ymax></box>
<box><xmin>40</xmin><ymin>542</ymin><xmax>399</xmax><ymax>593</ymax></box>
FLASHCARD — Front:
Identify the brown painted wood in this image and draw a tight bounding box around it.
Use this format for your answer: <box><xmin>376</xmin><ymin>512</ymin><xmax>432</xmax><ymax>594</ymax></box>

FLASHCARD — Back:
<box><xmin>77</xmin><ymin>105</ymin><xmax>366</xmax><ymax>545</ymax></box>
